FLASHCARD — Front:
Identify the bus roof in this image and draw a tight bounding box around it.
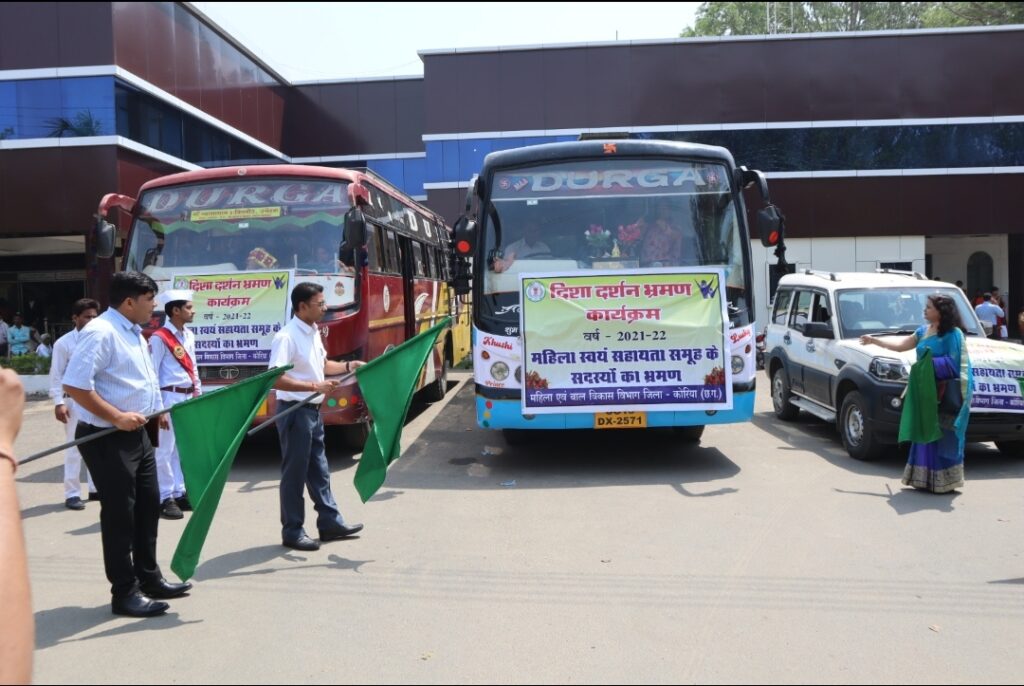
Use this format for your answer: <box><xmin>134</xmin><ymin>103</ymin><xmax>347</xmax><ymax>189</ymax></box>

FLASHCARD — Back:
<box><xmin>136</xmin><ymin>165</ymin><xmax>448</xmax><ymax>226</ymax></box>
<box><xmin>480</xmin><ymin>139</ymin><xmax>738</xmax><ymax>174</ymax></box>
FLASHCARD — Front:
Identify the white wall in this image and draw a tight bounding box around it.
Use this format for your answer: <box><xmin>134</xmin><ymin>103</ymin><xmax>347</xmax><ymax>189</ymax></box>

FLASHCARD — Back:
<box><xmin>750</xmin><ymin>235</ymin><xmax>925</xmax><ymax>330</ymax></box>
<box><xmin>926</xmin><ymin>234</ymin><xmax>1009</xmax><ymax>298</ymax></box>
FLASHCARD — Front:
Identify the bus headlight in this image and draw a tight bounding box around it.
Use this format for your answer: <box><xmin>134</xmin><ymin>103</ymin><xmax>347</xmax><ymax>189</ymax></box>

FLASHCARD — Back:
<box><xmin>490</xmin><ymin>361</ymin><xmax>509</xmax><ymax>381</ymax></box>
<box><xmin>731</xmin><ymin>355</ymin><xmax>744</xmax><ymax>375</ymax></box>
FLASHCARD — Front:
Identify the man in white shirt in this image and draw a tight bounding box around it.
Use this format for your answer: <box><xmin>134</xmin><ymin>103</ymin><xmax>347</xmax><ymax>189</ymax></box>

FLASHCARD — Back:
<box><xmin>268</xmin><ymin>282</ymin><xmax>364</xmax><ymax>551</ymax></box>
<box><xmin>0</xmin><ymin>316</ymin><xmax>9</xmax><ymax>357</ymax></box>
<box><xmin>63</xmin><ymin>271</ymin><xmax>190</xmax><ymax>618</ymax></box>
<box><xmin>492</xmin><ymin>221</ymin><xmax>552</xmax><ymax>273</ymax></box>
<box><xmin>150</xmin><ymin>290</ymin><xmax>201</xmax><ymax>520</ymax></box>
<box><xmin>975</xmin><ymin>292</ymin><xmax>1005</xmax><ymax>340</ymax></box>
<box><xmin>49</xmin><ymin>298</ymin><xmax>99</xmax><ymax>510</ymax></box>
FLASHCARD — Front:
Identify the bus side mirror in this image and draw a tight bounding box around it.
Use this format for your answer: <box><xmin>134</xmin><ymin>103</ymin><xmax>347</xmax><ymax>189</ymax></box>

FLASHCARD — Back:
<box><xmin>343</xmin><ymin>208</ymin><xmax>367</xmax><ymax>249</ymax></box>
<box><xmin>95</xmin><ymin>218</ymin><xmax>116</xmax><ymax>259</ymax></box>
<box><xmin>452</xmin><ymin>215</ymin><xmax>478</xmax><ymax>256</ymax></box>
<box><xmin>757</xmin><ymin>205</ymin><xmax>784</xmax><ymax>248</ymax></box>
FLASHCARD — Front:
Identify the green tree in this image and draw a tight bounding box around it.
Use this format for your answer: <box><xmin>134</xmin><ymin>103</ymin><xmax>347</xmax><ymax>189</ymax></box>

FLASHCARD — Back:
<box><xmin>680</xmin><ymin>2</ymin><xmax>1022</xmax><ymax>37</ymax></box>
<box><xmin>922</xmin><ymin>2</ymin><xmax>1024</xmax><ymax>27</ymax></box>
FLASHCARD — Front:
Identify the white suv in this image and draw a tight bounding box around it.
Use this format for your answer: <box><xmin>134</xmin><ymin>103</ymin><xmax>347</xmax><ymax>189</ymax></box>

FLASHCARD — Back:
<box><xmin>764</xmin><ymin>271</ymin><xmax>1024</xmax><ymax>460</ymax></box>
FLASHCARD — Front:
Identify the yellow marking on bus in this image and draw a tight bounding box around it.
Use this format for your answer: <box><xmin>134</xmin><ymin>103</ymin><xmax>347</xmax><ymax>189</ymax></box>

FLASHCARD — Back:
<box><xmin>190</xmin><ymin>207</ymin><xmax>281</xmax><ymax>221</ymax></box>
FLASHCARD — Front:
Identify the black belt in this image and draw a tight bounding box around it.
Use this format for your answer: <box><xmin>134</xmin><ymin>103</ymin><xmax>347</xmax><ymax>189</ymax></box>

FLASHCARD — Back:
<box><xmin>161</xmin><ymin>385</ymin><xmax>195</xmax><ymax>394</ymax></box>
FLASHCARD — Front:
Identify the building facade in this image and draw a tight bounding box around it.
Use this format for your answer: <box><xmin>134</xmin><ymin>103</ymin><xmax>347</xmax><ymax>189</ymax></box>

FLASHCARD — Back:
<box><xmin>1</xmin><ymin>2</ymin><xmax>1022</xmax><ymax>334</ymax></box>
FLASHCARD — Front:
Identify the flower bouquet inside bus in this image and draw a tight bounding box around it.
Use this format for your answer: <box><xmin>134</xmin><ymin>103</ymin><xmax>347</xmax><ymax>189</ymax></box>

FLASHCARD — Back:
<box><xmin>585</xmin><ymin>223</ymin><xmax>640</xmax><ymax>269</ymax></box>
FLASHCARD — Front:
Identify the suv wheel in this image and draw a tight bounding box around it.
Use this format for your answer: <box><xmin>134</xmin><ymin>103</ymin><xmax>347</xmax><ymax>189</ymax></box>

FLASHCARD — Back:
<box><xmin>839</xmin><ymin>391</ymin><xmax>881</xmax><ymax>461</ymax></box>
<box><xmin>771</xmin><ymin>368</ymin><xmax>800</xmax><ymax>420</ymax></box>
<box><xmin>995</xmin><ymin>440</ymin><xmax>1024</xmax><ymax>457</ymax></box>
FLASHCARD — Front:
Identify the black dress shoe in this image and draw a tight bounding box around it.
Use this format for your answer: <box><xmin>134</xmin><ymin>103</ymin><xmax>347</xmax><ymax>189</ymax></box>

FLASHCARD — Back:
<box><xmin>175</xmin><ymin>494</ymin><xmax>193</xmax><ymax>511</ymax></box>
<box><xmin>88</xmin><ymin>491</ymin><xmax>101</xmax><ymax>502</ymax></box>
<box><xmin>64</xmin><ymin>497</ymin><xmax>85</xmax><ymax>511</ymax></box>
<box><xmin>140</xmin><ymin>578</ymin><xmax>193</xmax><ymax>599</ymax></box>
<box><xmin>112</xmin><ymin>592</ymin><xmax>169</xmax><ymax>618</ymax></box>
<box><xmin>283</xmin><ymin>534</ymin><xmax>320</xmax><ymax>551</ymax></box>
<box><xmin>160</xmin><ymin>498</ymin><xmax>184</xmax><ymax>520</ymax></box>
<box><xmin>319</xmin><ymin>523</ymin><xmax>364</xmax><ymax>542</ymax></box>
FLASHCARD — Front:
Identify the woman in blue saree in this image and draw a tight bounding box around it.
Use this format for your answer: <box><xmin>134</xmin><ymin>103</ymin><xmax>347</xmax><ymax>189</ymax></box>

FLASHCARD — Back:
<box><xmin>861</xmin><ymin>294</ymin><xmax>972</xmax><ymax>493</ymax></box>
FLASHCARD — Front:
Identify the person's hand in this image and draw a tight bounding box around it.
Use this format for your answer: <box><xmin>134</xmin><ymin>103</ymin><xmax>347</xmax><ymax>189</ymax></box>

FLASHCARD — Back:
<box><xmin>348</xmin><ymin>360</ymin><xmax>366</xmax><ymax>371</ymax></box>
<box><xmin>0</xmin><ymin>370</ymin><xmax>25</xmax><ymax>458</ymax></box>
<box><xmin>113</xmin><ymin>411</ymin><xmax>147</xmax><ymax>432</ymax></box>
<box><xmin>859</xmin><ymin>335</ymin><xmax>875</xmax><ymax>346</ymax></box>
<box><xmin>158</xmin><ymin>415</ymin><xmax>170</xmax><ymax>431</ymax></box>
<box><xmin>54</xmin><ymin>404</ymin><xmax>70</xmax><ymax>424</ymax></box>
<box><xmin>312</xmin><ymin>380</ymin><xmax>339</xmax><ymax>395</ymax></box>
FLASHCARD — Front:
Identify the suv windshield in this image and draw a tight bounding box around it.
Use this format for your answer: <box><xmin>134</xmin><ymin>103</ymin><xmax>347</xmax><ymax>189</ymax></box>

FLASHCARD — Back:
<box><xmin>125</xmin><ymin>179</ymin><xmax>351</xmax><ymax>278</ymax></box>
<box><xmin>835</xmin><ymin>287</ymin><xmax>983</xmax><ymax>338</ymax></box>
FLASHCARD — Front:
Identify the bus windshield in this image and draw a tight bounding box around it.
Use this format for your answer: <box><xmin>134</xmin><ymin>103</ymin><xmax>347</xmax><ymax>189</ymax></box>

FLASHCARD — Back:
<box><xmin>481</xmin><ymin>159</ymin><xmax>749</xmax><ymax>323</ymax></box>
<box><xmin>125</xmin><ymin>178</ymin><xmax>351</xmax><ymax>278</ymax></box>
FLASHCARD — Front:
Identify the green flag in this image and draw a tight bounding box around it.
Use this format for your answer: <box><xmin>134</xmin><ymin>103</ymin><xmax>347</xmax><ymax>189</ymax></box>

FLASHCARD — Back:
<box><xmin>898</xmin><ymin>349</ymin><xmax>942</xmax><ymax>445</ymax></box>
<box><xmin>354</xmin><ymin>317</ymin><xmax>451</xmax><ymax>503</ymax></box>
<box><xmin>169</xmin><ymin>365</ymin><xmax>289</xmax><ymax>581</ymax></box>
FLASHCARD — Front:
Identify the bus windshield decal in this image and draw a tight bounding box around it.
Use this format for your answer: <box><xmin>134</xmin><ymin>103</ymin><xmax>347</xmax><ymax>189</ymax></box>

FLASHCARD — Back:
<box><xmin>493</xmin><ymin>165</ymin><xmax>726</xmax><ymax>199</ymax></box>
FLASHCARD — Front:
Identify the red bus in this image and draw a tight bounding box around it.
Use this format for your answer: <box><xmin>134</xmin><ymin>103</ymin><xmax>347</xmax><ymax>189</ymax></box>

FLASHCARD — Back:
<box><xmin>95</xmin><ymin>165</ymin><xmax>468</xmax><ymax>447</ymax></box>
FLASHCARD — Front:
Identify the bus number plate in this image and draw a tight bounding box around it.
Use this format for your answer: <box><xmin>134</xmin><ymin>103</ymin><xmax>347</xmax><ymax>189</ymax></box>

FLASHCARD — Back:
<box><xmin>594</xmin><ymin>412</ymin><xmax>647</xmax><ymax>429</ymax></box>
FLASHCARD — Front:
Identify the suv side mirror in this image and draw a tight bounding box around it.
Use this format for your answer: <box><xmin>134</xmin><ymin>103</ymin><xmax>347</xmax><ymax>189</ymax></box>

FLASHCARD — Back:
<box><xmin>95</xmin><ymin>218</ymin><xmax>116</xmax><ymax>259</ymax></box>
<box><xmin>803</xmin><ymin>321</ymin><xmax>834</xmax><ymax>340</ymax></box>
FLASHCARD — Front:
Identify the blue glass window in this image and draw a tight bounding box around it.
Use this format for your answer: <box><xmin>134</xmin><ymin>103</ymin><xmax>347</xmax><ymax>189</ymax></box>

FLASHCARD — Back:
<box><xmin>0</xmin><ymin>82</ymin><xmax>15</xmax><ymax>139</ymax></box>
<box><xmin>59</xmin><ymin>77</ymin><xmax>115</xmax><ymax>137</ymax></box>
<box><xmin>403</xmin><ymin>157</ymin><xmax>426</xmax><ymax>196</ymax></box>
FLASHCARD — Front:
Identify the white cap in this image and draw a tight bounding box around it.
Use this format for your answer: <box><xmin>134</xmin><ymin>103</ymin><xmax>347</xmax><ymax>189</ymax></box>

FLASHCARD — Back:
<box><xmin>156</xmin><ymin>289</ymin><xmax>194</xmax><ymax>307</ymax></box>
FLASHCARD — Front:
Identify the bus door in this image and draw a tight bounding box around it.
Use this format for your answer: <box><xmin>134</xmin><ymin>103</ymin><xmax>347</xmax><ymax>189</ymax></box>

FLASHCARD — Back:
<box><xmin>396</xmin><ymin>235</ymin><xmax>417</xmax><ymax>341</ymax></box>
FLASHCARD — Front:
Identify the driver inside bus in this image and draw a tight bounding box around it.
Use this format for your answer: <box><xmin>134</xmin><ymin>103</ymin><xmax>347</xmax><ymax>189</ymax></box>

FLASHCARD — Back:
<box><xmin>491</xmin><ymin>220</ymin><xmax>551</xmax><ymax>273</ymax></box>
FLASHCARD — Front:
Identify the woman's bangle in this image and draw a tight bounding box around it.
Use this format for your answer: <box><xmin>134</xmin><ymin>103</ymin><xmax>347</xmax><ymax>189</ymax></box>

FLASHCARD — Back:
<box><xmin>0</xmin><ymin>448</ymin><xmax>16</xmax><ymax>474</ymax></box>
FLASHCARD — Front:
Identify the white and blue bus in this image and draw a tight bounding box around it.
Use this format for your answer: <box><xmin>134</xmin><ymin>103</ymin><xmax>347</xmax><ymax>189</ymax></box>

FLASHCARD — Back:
<box><xmin>451</xmin><ymin>139</ymin><xmax>785</xmax><ymax>445</ymax></box>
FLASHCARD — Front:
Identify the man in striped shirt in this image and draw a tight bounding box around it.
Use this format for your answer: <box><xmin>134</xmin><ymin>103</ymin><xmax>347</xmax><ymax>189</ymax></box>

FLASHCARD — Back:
<box><xmin>63</xmin><ymin>272</ymin><xmax>191</xmax><ymax>618</ymax></box>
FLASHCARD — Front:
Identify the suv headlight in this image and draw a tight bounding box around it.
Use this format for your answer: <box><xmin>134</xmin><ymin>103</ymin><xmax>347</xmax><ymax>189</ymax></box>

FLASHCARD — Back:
<box><xmin>869</xmin><ymin>357</ymin><xmax>910</xmax><ymax>382</ymax></box>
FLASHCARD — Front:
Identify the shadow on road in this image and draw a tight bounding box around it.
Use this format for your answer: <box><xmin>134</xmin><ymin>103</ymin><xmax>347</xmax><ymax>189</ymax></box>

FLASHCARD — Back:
<box><xmin>35</xmin><ymin>605</ymin><xmax>201</xmax><ymax>648</ymax></box>
<box><xmin>381</xmin><ymin>383</ymin><xmax>742</xmax><ymax>491</ymax></box>
<box><xmin>833</xmin><ymin>486</ymin><xmax>960</xmax><ymax>515</ymax></box>
<box><xmin>195</xmin><ymin>544</ymin><xmax>372</xmax><ymax>581</ymax></box>
<box><xmin>751</xmin><ymin>411</ymin><xmax>1024</xmax><ymax>482</ymax></box>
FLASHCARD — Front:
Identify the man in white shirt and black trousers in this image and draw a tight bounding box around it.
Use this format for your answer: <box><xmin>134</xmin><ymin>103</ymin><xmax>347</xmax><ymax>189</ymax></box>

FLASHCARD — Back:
<box><xmin>269</xmin><ymin>282</ymin><xmax>364</xmax><ymax>551</ymax></box>
<box><xmin>63</xmin><ymin>272</ymin><xmax>191</xmax><ymax>618</ymax></box>
<box><xmin>151</xmin><ymin>289</ymin><xmax>201</xmax><ymax>520</ymax></box>
<box><xmin>49</xmin><ymin>298</ymin><xmax>100</xmax><ymax>510</ymax></box>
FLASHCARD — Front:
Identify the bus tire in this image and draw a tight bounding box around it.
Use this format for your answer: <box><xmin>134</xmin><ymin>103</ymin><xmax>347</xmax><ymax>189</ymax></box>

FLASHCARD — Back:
<box><xmin>502</xmin><ymin>429</ymin><xmax>532</xmax><ymax>446</ymax></box>
<box><xmin>422</xmin><ymin>352</ymin><xmax>448</xmax><ymax>403</ymax></box>
<box><xmin>340</xmin><ymin>422</ymin><xmax>370</xmax><ymax>451</ymax></box>
<box><xmin>673</xmin><ymin>425</ymin><xmax>705</xmax><ymax>442</ymax></box>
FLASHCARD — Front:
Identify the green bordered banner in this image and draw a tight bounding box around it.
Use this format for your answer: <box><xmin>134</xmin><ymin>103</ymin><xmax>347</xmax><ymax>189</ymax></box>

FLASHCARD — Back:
<box><xmin>172</xmin><ymin>270</ymin><xmax>292</xmax><ymax>365</ymax></box>
<box><xmin>519</xmin><ymin>268</ymin><xmax>732</xmax><ymax>414</ymax></box>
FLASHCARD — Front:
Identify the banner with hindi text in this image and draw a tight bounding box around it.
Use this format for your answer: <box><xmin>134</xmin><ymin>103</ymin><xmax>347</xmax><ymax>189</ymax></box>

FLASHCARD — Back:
<box><xmin>172</xmin><ymin>270</ymin><xmax>292</xmax><ymax>365</ymax></box>
<box><xmin>519</xmin><ymin>268</ymin><xmax>732</xmax><ymax>414</ymax></box>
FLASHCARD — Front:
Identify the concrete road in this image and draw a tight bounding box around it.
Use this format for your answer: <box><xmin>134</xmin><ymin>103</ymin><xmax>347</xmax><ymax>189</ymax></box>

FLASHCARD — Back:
<box><xmin>13</xmin><ymin>372</ymin><xmax>1024</xmax><ymax>684</ymax></box>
